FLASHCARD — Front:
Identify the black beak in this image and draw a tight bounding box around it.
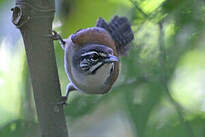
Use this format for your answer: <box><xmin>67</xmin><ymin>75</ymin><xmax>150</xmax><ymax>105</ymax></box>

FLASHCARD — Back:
<box><xmin>103</xmin><ymin>55</ymin><xmax>119</xmax><ymax>63</ymax></box>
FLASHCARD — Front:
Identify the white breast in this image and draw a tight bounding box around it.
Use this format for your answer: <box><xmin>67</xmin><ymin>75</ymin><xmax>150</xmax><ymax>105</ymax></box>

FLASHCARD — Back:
<box><xmin>71</xmin><ymin>63</ymin><xmax>113</xmax><ymax>94</ymax></box>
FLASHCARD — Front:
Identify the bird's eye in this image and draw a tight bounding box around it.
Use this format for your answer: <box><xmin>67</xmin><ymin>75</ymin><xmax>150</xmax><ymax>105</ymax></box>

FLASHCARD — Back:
<box><xmin>90</xmin><ymin>54</ymin><xmax>98</xmax><ymax>61</ymax></box>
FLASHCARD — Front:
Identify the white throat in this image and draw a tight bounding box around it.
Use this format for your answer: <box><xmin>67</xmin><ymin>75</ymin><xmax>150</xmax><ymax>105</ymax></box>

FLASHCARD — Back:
<box><xmin>71</xmin><ymin>63</ymin><xmax>113</xmax><ymax>93</ymax></box>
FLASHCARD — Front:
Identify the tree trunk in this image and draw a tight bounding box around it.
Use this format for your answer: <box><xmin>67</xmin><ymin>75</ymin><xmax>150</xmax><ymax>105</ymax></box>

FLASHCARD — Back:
<box><xmin>11</xmin><ymin>0</ymin><xmax>69</xmax><ymax>137</ymax></box>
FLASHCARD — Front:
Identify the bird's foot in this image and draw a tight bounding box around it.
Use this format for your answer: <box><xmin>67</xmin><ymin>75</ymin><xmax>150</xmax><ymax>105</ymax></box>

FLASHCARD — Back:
<box><xmin>57</xmin><ymin>96</ymin><xmax>68</xmax><ymax>106</ymax></box>
<box><xmin>50</xmin><ymin>30</ymin><xmax>66</xmax><ymax>45</ymax></box>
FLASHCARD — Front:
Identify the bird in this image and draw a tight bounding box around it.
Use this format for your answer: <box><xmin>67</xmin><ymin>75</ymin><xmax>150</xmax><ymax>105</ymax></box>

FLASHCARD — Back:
<box><xmin>53</xmin><ymin>16</ymin><xmax>134</xmax><ymax>104</ymax></box>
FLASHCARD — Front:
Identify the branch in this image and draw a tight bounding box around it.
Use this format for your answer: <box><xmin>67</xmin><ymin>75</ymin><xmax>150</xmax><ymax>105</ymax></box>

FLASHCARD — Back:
<box><xmin>11</xmin><ymin>1</ymin><xmax>69</xmax><ymax>137</ymax></box>
<box><xmin>158</xmin><ymin>22</ymin><xmax>194</xmax><ymax>137</ymax></box>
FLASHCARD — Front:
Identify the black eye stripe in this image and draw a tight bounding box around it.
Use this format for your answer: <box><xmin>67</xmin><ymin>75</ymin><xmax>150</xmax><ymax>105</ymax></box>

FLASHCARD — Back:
<box><xmin>81</xmin><ymin>54</ymin><xmax>100</xmax><ymax>63</ymax></box>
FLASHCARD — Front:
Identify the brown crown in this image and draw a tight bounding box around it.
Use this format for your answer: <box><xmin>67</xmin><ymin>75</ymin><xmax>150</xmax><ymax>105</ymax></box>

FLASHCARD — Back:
<box><xmin>71</xmin><ymin>27</ymin><xmax>116</xmax><ymax>51</ymax></box>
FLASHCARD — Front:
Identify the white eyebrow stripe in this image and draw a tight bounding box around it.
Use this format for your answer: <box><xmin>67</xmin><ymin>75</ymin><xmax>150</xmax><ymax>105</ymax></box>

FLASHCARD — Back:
<box><xmin>81</xmin><ymin>51</ymin><xmax>98</xmax><ymax>57</ymax></box>
<box><xmin>99</xmin><ymin>53</ymin><xmax>107</xmax><ymax>57</ymax></box>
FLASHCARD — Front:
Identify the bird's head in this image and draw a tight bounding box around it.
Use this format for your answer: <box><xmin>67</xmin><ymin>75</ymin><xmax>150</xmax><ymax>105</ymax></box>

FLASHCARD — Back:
<box><xmin>73</xmin><ymin>44</ymin><xmax>119</xmax><ymax>75</ymax></box>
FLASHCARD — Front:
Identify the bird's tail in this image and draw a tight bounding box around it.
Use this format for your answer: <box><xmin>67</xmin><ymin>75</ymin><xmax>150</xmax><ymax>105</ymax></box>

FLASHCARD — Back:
<box><xmin>96</xmin><ymin>16</ymin><xmax>134</xmax><ymax>56</ymax></box>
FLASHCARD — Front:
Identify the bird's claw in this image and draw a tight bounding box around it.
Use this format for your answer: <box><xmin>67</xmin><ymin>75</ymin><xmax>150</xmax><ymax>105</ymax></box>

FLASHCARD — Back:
<box><xmin>57</xmin><ymin>96</ymin><xmax>68</xmax><ymax>106</ymax></box>
<box><xmin>50</xmin><ymin>30</ymin><xmax>66</xmax><ymax>45</ymax></box>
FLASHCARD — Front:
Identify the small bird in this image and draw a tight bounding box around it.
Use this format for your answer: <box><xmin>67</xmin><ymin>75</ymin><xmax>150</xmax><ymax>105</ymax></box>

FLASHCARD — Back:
<box><xmin>54</xmin><ymin>16</ymin><xmax>134</xmax><ymax>104</ymax></box>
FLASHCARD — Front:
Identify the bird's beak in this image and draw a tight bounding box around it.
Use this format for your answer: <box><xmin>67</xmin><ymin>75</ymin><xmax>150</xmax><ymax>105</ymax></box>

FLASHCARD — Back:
<box><xmin>104</xmin><ymin>55</ymin><xmax>119</xmax><ymax>63</ymax></box>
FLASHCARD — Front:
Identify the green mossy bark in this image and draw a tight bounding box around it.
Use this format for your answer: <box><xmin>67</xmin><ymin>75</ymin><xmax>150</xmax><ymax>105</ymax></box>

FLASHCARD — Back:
<box><xmin>12</xmin><ymin>0</ymin><xmax>69</xmax><ymax>137</ymax></box>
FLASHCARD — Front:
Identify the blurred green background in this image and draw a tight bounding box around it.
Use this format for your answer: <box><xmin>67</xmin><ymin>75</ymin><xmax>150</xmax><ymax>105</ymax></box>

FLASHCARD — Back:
<box><xmin>0</xmin><ymin>0</ymin><xmax>205</xmax><ymax>137</ymax></box>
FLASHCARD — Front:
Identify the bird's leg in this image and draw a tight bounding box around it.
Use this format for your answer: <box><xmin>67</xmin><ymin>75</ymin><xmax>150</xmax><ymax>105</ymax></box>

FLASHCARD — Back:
<box><xmin>58</xmin><ymin>83</ymin><xmax>76</xmax><ymax>105</ymax></box>
<box><xmin>50</xmin><ymin>30</ymin><xmax>66</xmax><ymax>47</ymax></box>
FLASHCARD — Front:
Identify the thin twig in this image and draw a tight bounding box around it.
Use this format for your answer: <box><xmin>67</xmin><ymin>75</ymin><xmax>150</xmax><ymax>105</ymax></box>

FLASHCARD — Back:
<box><xmin>129</xmin><ymin>0</ymin><xmax>166</xmax><ymax>34</ymax></box>
<box><xmin>129</xmin><ymin>0</ymin><xmax>164</xmax><ymax>21</ymax></box>
<box><xmin>129</xmin><ymin>0</ymin><xmax>148</xmax><ymax>18</ymax></box>
<box><xmin>158</xmin><ymin>22</ymin><xmax>195</xmax><ymax>137</ymax></box>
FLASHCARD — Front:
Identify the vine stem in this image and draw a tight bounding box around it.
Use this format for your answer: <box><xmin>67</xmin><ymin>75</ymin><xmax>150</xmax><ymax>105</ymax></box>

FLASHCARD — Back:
<box><xmin>158</xmin><ymin>22</ymin><xmax>194</xmax><ymax>137</ymax></box>
<box><xmin>129</xmin><ymin>0</ymin><xmax>148</xmax><ymax>18</ymax></box>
